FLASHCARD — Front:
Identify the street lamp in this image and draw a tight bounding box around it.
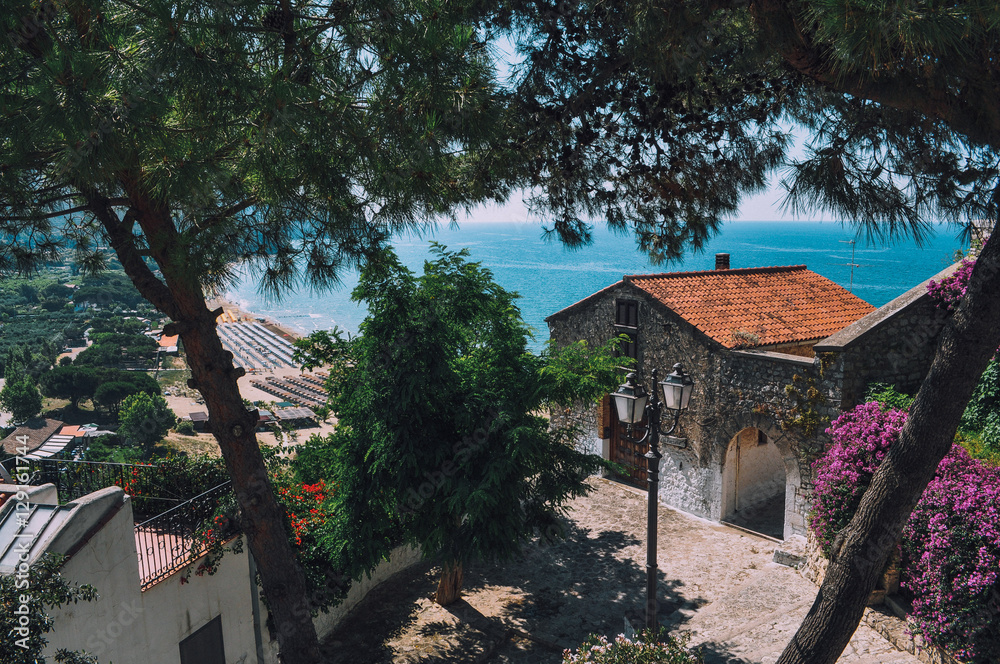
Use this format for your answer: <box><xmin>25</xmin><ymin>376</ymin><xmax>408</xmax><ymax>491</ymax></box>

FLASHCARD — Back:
<box><xmin>611</xmin><ymin>363</ymin><xmax>694</xmax><ymax>631</ymax></box>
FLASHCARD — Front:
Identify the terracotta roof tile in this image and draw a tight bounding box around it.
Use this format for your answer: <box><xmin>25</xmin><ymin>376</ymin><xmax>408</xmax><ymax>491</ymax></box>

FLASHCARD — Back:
<box><xmin>626</xmin><ymin>265</ymin><xmax>875</xmax><ymax>348</ymax></box>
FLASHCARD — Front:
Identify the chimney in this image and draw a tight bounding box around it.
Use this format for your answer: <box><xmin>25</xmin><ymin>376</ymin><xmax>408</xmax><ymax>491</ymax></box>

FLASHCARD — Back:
<box><xmin>715</xmin><ymin>253</ymin><xmax>730</xmax><ymax>270</ymax></box>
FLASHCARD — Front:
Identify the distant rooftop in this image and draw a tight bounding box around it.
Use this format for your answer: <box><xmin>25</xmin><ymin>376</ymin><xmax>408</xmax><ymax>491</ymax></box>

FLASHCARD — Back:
<box><xmin>1</xmin><ymin>419</ymin><xmax>65</xmax><ymax>456</ymax></box>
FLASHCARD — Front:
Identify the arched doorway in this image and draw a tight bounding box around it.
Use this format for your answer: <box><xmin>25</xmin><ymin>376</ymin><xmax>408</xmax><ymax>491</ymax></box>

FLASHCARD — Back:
<box><xmin>721</xmin><ymin>427</ymin><xmax>786</xmax><ymax>539</ymax></box>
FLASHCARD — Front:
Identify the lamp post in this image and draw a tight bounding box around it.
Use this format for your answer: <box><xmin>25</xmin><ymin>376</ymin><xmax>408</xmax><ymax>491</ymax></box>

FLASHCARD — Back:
<box><xmin>612</xmin><ymin>363</ymin><xmax>694</xmax><ymax>631</ymax></box>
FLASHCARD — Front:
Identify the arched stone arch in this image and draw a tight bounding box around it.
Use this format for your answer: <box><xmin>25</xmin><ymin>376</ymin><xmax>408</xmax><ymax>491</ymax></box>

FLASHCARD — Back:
<box><xmin>717</xmin><ymin>414</ymin><xmax>803</xmax><ymax>541</ymax></box>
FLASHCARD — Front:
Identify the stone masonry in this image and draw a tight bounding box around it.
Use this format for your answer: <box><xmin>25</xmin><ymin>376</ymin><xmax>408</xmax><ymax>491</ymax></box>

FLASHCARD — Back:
<box><xmin>548</xmin><ymin>261</ymin><xmax>958</xmax><ymax>541</ymax></box>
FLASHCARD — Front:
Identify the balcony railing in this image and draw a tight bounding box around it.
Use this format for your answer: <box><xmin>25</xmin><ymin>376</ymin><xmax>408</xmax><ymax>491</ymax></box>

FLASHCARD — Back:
<box><xmin>2</xmin><ymin>458</ymin><xmax>224</xmax><ymax>521</ymax></box>
<box><xmin>2</xmin><ymin>457</ymin><xmax>240</xmax><ymax>589</ymax></box>
<box><xmin>134</xmin><ymin>481</ymin><xmax>236</xmax><ymax>589</ymax></box>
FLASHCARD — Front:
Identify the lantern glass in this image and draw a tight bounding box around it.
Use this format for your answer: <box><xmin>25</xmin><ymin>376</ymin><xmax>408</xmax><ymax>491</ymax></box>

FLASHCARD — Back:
<box><xmin>612</xmin><ymin>375</ymin><xmax>648</xmax><ymax>424</ymax></box>
<box><xmin>660</xmin><ymin>364</ymin><xmax>694</xmax><ymax>411</ymax></box>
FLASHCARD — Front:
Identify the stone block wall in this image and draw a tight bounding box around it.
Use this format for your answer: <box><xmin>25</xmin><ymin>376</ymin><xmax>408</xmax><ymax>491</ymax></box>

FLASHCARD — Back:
<box><xmin>839</xmin><ymin>297</ymin><xmax>948</xmax><ymax>407</ymax></box>
<box><xmin>546</xmin><ymin>283</ymin><xmax>845</xmax><ymax>539</ymax></box>
<box><xmin>546</xmin><ymin>266</ymin><xmax>951</xmax><ymax>541</ymax></box>
<box><xmin>816</xmin><ymin>265</ymin><xmax>956</xmax><ymax>408</ymax></box>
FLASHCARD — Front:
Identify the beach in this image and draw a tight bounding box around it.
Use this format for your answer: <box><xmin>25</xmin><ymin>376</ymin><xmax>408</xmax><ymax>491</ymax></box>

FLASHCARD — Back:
<box><xmin>163</xmin><ymin>297</ymin><xmax>335</xmax><ymax>454</ymax></box>
<box><xmin>207</xmin><ymin>296</ymin><xmax>304</xmax><ymax>342</ymax></box>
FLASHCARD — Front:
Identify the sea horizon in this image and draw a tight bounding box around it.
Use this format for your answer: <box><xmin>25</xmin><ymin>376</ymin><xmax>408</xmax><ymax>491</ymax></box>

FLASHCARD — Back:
<box><xmin>225</xmin><ymin>220</ymin><xmax>968</xmax><ymax>353</ymax></box>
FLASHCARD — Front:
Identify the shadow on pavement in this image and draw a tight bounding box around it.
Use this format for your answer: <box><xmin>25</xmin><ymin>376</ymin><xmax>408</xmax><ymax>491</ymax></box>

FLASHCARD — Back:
<box><xmin>320</xmin><ymin>518</ymin><xmax>707</xmax><ymax>663</ymax></box>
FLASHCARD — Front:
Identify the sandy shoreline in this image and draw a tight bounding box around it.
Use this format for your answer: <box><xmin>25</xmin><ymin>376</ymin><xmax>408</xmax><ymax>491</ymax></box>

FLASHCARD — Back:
<box><xmin>206</xmin><ymin>296</ymin><xmax>304</xmax><ymax>341</ymax></box>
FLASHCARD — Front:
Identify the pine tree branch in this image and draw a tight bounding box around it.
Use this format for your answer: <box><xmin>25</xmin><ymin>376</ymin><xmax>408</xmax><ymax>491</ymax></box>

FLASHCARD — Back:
<box><xmin>2</xmin><ymin>202</ymin><xmax>122</xmax><ymax>222</ymax></box>
<box><xmin>751</xmin><ymin>0</ymin><xmax>1000</xmax><ymax>150</ymax></box>
<box><xmin>87</xmin><ymin>197</ymin><xmax>181</xmax><ymax>319</ymax></box>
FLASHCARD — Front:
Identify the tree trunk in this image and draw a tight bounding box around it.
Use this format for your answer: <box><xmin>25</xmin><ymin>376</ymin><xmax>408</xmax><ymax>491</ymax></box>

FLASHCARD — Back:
<box><xmin>179</xmin><ymin>309</ymin><xmax>323</xmax><ymax>663</ymax></box>
<box><xmin>106</xmin><ymin>201</ymin><xmax>323</xmax><ymax>664</ymax></box>
<box><xmin>435</xmin><ymin>560</ymin><xmax>464</xmax><ymax>606</ymax></box>
<box><xmin>777</xmin><ymin>226</ymin><xmax>1000</xmax><ymax>664</ymax></box>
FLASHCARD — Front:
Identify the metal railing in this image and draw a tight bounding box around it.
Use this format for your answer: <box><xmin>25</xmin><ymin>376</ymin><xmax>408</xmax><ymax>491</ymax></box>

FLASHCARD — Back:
<box><xmin>134</xmin><ymin>481</ymin><xmax>236</xmax><ymax>589</ymax></box>
<box><xmin>1</xmin><ymin>458</ymin><xmax>225</xmax><ymax>521</ymax></box>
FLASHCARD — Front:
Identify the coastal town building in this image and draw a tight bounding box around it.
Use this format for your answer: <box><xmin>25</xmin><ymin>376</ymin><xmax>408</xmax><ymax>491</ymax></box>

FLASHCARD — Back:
<box><xmin>0</xmin><ymin>474</ymin><xmax>418</xmax><ymax>664</ymax></box>
<box><xmin>547</xmin><ymin>255</ymin><xmax>955</xmax><ymax>539</ymax></box>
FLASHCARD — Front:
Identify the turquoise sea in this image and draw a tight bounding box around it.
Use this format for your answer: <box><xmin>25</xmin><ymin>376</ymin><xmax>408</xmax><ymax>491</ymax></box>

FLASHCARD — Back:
<box><xmin>225</xmin><ymin>221</ymin><xmax>968</xmax><ymax>352</ymax></box>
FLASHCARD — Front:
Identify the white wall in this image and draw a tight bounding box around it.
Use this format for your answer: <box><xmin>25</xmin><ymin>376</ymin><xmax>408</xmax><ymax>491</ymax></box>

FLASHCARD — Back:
<box><xmin>721</xmin><ymin>428</ymin><xmax>785</xmax><ymax>520</ymax></box>
<box><xmin>44</xmin><ymin>492</ymin><xmax>150</xmax><ymax>661</ymax></box>
<box><xmin>656</xmin><ymin>446</ymin><xmax>723</xmax><ymax>521</ymax></box>
<box><xmin>138</xmin><ymin>537</ymin><xmax>260</xmax><ymax>664</ymax></box>
<box><xmin>43</xmin><ymin>489</ymin><xmax>420</xmax><ymax>664</ymax></box>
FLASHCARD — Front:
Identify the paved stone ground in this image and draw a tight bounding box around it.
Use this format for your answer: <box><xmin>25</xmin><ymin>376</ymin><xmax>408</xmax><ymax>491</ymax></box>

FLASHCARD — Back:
<box><xmin>320</xmin><ymin>478</ymin><xmax>919</xmax><ymax>664</ymax></box>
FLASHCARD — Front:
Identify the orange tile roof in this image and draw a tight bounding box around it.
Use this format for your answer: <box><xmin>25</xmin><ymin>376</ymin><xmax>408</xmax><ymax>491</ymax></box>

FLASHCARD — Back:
<box><xmin>59</xmin><ymin>426</ymin><xmax>82</xmax><ymax>437</ymax></box>
<box><xmin>159</xmin><ymin>334</ymin><xmax>179</xmax><ymax>348</ymax></box>
<box><xmin>626</xmin><ymin>265</ymin><xmax>875</xmax><ymax>348</ymax></box>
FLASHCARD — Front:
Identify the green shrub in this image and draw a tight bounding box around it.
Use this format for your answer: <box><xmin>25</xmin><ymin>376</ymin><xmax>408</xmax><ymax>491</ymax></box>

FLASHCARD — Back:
<box><xmin>864</xmin><ymin>382</ymin><xmax>915</xmax><ymax>412</ymax></box>
<box><xmin>955</xmin><ymin>430</ymin><xmax>1000</xmax><ymax>467</ymax></box>
<box><xmin>83</xmin><ymin>434</ymin><xmax>144</xmax><ymax>464</ymax></box>
<box><xmin>175</xmin><ymin>420</ymin><xmax>196</xmax><ymax>435</ymax></box>
<box><xmin>562</xmin><ymin>629</ymin><xmax>703</xmax><ymax>664</ymax></box>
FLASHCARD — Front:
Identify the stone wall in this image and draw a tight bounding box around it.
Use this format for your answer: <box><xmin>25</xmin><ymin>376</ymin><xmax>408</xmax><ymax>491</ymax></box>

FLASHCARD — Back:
<box><xmin>816</xmin><ymin>266</ymin><xmax>956</xmax><ymax>408</ymax></box>
<box><xmin>546</xmin><ymin>284</ymin><xmax>841</xmax><ymax>539</ymax></box>
<box><xmin>712</xmin><ymin>349</ymin><xmax>841</xmax><ymax>537</ymax></box>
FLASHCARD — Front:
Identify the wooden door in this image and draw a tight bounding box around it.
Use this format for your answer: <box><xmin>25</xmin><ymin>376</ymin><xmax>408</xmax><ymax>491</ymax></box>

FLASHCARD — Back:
<box><xmin>609</xmin><ymin>405</ymin><xmax>649</xmax><ymax>489</ymax></box>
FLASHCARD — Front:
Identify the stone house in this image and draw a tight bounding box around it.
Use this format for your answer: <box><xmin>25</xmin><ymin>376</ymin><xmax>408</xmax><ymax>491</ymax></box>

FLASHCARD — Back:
<box><xmin>547</xmin><ymin>254</ymin><xmax>955</xmax><ymax>540</ymax></box>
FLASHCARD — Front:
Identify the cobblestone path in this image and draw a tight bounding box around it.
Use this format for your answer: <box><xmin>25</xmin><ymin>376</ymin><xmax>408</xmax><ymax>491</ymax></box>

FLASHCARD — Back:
<box><xmin>321</xmin><ymin>478</ymin><xmax>919</xmax><ymax>664</ymax></box>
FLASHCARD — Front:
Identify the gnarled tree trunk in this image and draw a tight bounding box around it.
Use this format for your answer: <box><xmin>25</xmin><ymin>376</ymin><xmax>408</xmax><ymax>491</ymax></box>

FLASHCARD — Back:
<box><xmin>777</xmin><ymin>226</ymin><xmax>1000</xmax><ymax>663</ymax></box>
<box><xmin>99</xmin><ymin>196</ymin><xmax>322</xmax><ymax>664</ymax></box>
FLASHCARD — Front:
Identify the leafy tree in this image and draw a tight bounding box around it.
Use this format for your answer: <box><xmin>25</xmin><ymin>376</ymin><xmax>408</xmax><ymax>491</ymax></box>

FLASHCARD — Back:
<box><xmin>0</xmin><ymin>554</ymin><xmax>99</xmax><ymax>664</ymax></box>
<box><xmin>87</xmin><ymin>317</ymin><xmax>147</xmax><ymax>335</ymax></box>
<box><xmin>42</xmin><ymin>366</ymin><xmax>158</xmax><ymax>412</ymax></box>
<box><xmin>75</xmin><ymin>272</ymin><xmax>145</xmax><ymax>309</ymax></box>
<box><xmin>40</xmin><ymin>367</ymin><xmax>97</xmax><ymax>408</ymax></box>
<box><xmin>62</xmin><ymin>325</ymin><xmax>83</xmax><ymax>340</ymax></box>
<box><xmin>16</xmin><ymin>283</ymin><xmax>38</xmax><ymax>303</ymax></box>
<box><xmin>72</xmin><ymin>345</ymin><xmax>119</xmax><ymax>369</ymax></box>
<box><xmin>76</xmin><ymin>333</ymin><xmax>157</xmax><ymax>368</ymax></box>
<box><xmin>504</xmin><ymin>2</ymin><xmax>1000</xmax><ymax>662</ymax></box>
<box><xmin>296</xmin><ymin>246</ymin><xmax>626</xmax><ymax>604</ymax></box>
<box><xmin>42</xmin><ymin>282</ymin><xmax>70</xmax><ymax>300</ymax></box>
<box><xmin>0</xmin><ymin>0</ymin><xmax>512</xmax><ymax>658</ymax></box>
<box><xmin>118</xmin><ymin>392</ymin><xmax>176</xmax><ymax>454</ymax></box>
<box><xmin>93</xmin><ymin>381</ymin><xmax>139</xmax><ymax>417</ymax></box>
<box><xmin>0</xmin><ymin>372</ymin><xmax>43</xmax><ymax>424</ymax></box>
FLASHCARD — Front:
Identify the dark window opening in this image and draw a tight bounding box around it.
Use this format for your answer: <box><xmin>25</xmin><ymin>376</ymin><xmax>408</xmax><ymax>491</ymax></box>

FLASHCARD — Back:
<box><xmin>616</xmin><ymin>331</ymin><xmax>637</xmax><ymax>360</ymax></box>
<box><xmin>615</xmin><ymin>300</ymin><xmax>638</xmax><ymax>328</ymax></box>
<box><xmin>179</xmin><ymin>615</ymin><xmax>226</xmax><ymax>664</ymax></box>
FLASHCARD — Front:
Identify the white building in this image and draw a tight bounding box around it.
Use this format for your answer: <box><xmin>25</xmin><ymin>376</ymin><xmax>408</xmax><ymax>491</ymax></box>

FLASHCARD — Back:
<box><xmin>0</xmin><ymin>475</ymin><xmax>418</xmax><ymax>664</ymax></box>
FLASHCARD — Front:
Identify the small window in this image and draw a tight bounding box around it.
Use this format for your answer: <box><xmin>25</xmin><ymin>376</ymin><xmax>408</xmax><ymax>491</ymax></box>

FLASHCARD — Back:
<box><xmin>616</xmin><ymin>331</ymin><xmax>637</xmax><ymax>360</ymax></box>
<box><xmin>179</xmin><ymin>615</ymin><xmax>226</xmax><ymax>664</ymax></box>
<box><xmin>615</xmin><ymin>300</ymin><xmax>638</xmax><ymax>328</ymax></box>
